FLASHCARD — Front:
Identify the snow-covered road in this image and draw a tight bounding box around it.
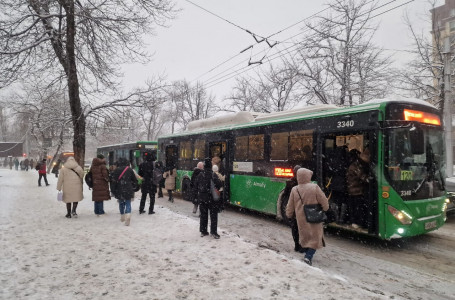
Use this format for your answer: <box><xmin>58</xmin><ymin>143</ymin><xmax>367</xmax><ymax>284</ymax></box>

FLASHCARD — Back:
<box><xmin>1</xmin><ymin>168</ymin><xmax>454</xmax><ymax>299</ymax></box>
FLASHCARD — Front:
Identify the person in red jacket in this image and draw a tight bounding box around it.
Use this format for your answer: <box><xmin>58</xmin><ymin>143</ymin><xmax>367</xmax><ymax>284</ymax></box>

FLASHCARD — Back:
<box><xmin>37</xmin><ymin>159</ymin><xmax>49</xmax><ymax>186</ymax></box>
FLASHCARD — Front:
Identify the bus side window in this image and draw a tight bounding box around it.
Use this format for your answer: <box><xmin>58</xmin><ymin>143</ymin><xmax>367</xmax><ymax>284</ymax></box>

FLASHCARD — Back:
<box><xmin>235</xmin><ymin>136</ymin><xmax>248</xmax><ymax>161</ymax></box>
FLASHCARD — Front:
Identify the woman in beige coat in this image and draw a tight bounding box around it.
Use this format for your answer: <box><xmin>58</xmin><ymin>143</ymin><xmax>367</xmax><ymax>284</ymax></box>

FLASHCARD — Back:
<box><xmin>286</xmin><ymin>168</ymin><xmax>329</xmax><ymax>266</ymax></box>
<box><xmin>163</xmin><ymin>165</ymin><xmax>177</xmax><ymax>202</ymax></box>
<box><xmin>57</xmin><ymin>157</ymin><xmax>84</xmax><ymax>218</ymax></box>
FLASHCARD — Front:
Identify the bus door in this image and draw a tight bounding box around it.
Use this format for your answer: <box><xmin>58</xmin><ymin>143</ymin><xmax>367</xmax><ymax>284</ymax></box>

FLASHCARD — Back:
<box><xmin>321</xmin><ymin>132</ymin><xmax>375</xmax><ymax>232</ymax></box>
<box><xmin>209</xmin><ymin>141</ymin><xmax>229</xmax><ymax>202</ymax></box>
<box><xmin>165</xmin><ymin>145</ymin><xmax>178</xmax><ymax>169</ymax></box>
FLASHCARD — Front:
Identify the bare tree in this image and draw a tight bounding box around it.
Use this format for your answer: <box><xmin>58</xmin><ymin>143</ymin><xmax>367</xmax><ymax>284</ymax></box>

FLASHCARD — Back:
<box><xmin>0</xmin><ymin>0</ymin><xmax>176</xmax><ymax>165</ymax></box>
<box><xmin>226</xmin><ymin>62</ymin><xmax>306</xmax><ymax>113</ymax></box>
<box><xmin>226</xmin><ymin>77</ymin><xmax>260</xmax><ymax>112</ymax></box>
<box><xmin>7</xmin><ymin>80</ymin><xmax>72</xmax><ymax>167</ymax></box>
<box><xmin>396</xmin><ymin>3</ymin><xmax>450</xmax><ymax>111</ymax></box>
<box><xmin>296</xmin><ymin>0</ymin><xmax>392</xmax><ymax>106</ymax></box>
<box><xmin>168</xmin><ymin>80</ymin><xmax>217</xmax><ymax>131</ymax></box>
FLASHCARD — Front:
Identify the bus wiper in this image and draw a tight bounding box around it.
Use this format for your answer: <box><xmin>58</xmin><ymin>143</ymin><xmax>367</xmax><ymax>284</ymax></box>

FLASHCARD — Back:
<box><xmin>412</xmin><ymin>176</ymin><xmax>428</xmax><ymax>195</ymax></box>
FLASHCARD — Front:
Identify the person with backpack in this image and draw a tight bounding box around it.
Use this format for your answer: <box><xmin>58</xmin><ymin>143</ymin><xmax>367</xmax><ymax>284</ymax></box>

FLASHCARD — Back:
<box><xmin>57</xmin><ymin>157</ymin><xmax>84</xmax><ymax>218</ymax></box>
<box><xmin>195</xmin><ymin>158</ymin><xmax>223</xmax><ymax>239</ymax></box>
<box><xmin>110</xmin><ymin>157</ymin><xmax>138</xmax><ymax>226</ymax></box>
<box><xmin>37</xmin><ymin>159</ymin><xmax>49</xmax><ymax>186</ymax></box>
<box><xmin>138</xmin><ymin>151</ymin><xmax>156</xmax><ymax>214</ymax></box>
<box><xmin>90</xmin><ymin>154</ymin><xmax>111</xmax><ymax>216</ymax></box>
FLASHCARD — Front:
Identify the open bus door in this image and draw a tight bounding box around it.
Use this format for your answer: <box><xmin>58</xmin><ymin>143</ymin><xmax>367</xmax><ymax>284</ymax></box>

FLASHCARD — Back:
<box><xmin>321</xmin><ymin>131</ymin><xmax>377</xmax><ymax>234</ymax></box>
<box><xmin>209</xmin><ymin>141</ymin><xmax>229</xmax><ymax>203</ymax></box>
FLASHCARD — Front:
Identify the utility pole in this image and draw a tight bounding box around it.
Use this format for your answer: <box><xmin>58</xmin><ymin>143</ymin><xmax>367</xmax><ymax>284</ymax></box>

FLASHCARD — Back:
<box><xmin>443</xmin><ymin>37</ymin><xmax>453</xmax><ymax>177</ymax></box>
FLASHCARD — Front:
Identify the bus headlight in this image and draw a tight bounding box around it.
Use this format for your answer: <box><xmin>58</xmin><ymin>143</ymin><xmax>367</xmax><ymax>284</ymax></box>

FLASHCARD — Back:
<box><xmin>387</xmin><ymin>205</ymin><xmax>413</xmax><ymax>225</ymax></box>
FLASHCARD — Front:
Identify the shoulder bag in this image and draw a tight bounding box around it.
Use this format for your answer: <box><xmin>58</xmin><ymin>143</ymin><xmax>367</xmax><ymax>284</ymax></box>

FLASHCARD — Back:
<box><xmin>297</xmin><ymin>188</ymin><xmax>327</xmax><ymax>224</ymax></box>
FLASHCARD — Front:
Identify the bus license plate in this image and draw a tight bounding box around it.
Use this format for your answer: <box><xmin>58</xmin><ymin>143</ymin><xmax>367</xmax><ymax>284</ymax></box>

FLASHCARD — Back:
<box><xmin>425</xmin><ymin>221</ymin><xmax>437</xmax><ymax>230</ymax></box>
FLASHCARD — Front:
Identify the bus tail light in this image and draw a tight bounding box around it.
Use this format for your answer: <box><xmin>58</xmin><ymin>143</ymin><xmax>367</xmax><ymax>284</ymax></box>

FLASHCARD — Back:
<box><xmin>387</xmin><ymin>205</ymin><xmax>413</xmax><ymax>225</ymax></box>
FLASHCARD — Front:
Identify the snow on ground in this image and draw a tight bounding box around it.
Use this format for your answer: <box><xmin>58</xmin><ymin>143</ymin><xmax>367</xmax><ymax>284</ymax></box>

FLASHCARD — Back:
<box><xmin>0</xmin><ymin>169</ymin><xmax>390</xmax><ymax>300</ymax></box>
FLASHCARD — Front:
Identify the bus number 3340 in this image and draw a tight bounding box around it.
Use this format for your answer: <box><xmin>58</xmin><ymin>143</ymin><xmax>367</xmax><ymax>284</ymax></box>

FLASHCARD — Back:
<box><xmin>337</xmin><ymin>120</ymin><xmax>355</xmax><ymax>128</ymax></box>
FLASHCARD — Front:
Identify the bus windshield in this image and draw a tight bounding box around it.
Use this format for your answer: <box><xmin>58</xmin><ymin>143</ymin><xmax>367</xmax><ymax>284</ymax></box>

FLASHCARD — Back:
<box><xmin>385</xmin><ymin>126</ymin><xmax>445</xmax><ymax>200</ymax></box>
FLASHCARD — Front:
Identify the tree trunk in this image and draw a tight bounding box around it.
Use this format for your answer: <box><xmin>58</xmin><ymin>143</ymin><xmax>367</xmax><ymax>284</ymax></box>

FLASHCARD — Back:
<box><xmin>65</xmin><ymin>0</ymin><xmax>86</xmax><ymax>167</ymax></box>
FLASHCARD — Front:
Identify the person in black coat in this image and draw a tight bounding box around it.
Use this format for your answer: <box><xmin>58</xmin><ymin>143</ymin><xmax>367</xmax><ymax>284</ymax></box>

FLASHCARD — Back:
<box><xmin>282</xmin><ymin>165</ymin><xmax>303</xmax><ymax>252</ymax></box>
<box><xmin>327</xmin><ymin>145</ymin><xmax>349</xmax><ymax>224</ymax></box>
<box><xmin>195</xmin><ymin>158</ymin><xmax>222</xmax><ymax>239</ymax></box>
<box><xmin>191</xmin><ymin>161</ymin><xmax>204</xmax><ymax>214</ymax></box>
<box><xmin>110</xmin><ymin>157</ymin><xmax>138</xmax><ymax>226</ymax></box>
<box><xmin>138</xmin><ymin>151</ymin><xmax>156</xmax><ymax>214</ymax></box>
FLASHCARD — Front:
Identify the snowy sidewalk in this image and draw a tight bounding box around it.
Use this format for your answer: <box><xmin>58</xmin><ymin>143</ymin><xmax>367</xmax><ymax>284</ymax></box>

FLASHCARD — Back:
<box><xmin>0</xmin><ymin>169</ymin><xmax>386</xmax><ymax>299</ymax></box>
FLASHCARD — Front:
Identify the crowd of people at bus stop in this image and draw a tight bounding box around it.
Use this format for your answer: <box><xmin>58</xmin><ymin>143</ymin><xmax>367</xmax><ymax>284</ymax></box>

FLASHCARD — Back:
<box><xmin>2</xmin><ymin>156</ymin><xmax>37</xmax><ymax>171</ymax></box>
<box><xmin>8</xmin><ymin>141</ymin><xmax>370</xmax><ymax>267</ymax></box>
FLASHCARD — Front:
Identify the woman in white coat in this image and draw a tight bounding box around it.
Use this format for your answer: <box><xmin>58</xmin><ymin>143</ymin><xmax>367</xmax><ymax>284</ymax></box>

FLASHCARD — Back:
<box><xmin>163</xmin><ymin>164</ymin><xmax>176</xmax><ymax>203</ymax></box>
<box><xmin>57</xmin><ymin>157</ymin><xmax>84</xmax><ymax>218</ymax></box>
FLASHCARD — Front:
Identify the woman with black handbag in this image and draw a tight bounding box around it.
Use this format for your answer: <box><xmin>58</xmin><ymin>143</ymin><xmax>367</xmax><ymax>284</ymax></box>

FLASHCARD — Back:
<box><xmin>286</xmin><ymin>168</ymin><xmax>329</xmax><ymax>266</ymax></box>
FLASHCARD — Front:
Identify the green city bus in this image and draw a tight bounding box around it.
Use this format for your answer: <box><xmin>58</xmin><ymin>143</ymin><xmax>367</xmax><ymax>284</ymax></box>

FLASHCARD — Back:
<box><xmin>97</xmin><ymin>141</ymin><xmax>158</xmax><ymax>171</ymax></box>
<box><xmin>157</xmin><ymin>99</ymin><xmax>449</xmax><ymax>239</ymax></box>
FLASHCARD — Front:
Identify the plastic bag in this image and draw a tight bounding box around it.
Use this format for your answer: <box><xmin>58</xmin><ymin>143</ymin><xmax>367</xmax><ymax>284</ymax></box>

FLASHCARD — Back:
<box><xmin>57</xmin><ymin>191</ymin><xmax>63</xmax><ymax>201</ymax></box>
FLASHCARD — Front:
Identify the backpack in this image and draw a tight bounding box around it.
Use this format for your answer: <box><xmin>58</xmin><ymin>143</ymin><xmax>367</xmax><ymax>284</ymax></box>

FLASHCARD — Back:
<box><xmin>85</xmin><ymin>170</ymin><xmax>93</xmax><ymax>189</ymax></box>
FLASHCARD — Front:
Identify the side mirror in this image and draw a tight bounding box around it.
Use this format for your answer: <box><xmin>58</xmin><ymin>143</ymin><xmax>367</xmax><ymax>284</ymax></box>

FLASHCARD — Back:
<box><xmin>409</xmin><ymin>127</ymin><xmax>424</xmax><ymax>155</ymax></box>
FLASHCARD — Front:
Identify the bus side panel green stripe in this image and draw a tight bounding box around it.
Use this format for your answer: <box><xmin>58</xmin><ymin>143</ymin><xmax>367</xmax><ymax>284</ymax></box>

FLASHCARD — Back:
<box><xmin>229</xmin><ymin>174</ymin><xmax>285</xmax><ymax>215</ymax></box>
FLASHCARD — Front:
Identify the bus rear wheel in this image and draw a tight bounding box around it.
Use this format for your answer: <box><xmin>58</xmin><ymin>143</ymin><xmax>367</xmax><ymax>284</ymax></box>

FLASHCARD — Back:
<box><xmin>181</xmin><ymin>178</ymin><xmax>192</xmax><ymax>202</ymax></box>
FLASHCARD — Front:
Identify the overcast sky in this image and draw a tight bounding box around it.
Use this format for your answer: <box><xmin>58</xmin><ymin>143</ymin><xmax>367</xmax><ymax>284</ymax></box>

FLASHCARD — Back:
<box><xmin>121</xmin><ymin>0</ymin><xmax>442</xmax><ymax>100</ymax></box>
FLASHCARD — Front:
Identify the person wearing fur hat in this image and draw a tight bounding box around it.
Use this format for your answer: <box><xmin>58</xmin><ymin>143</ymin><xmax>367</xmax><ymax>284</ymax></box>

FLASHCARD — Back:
<box><xmin>57</xmin><ymin>157</ymin><xmax>84</xmax><ymax>218</ymax></box>
<box><xmin>195</xmin><ymin>158</ymin><xmax>223</xmax><ymax>239</ymax></box>
<box><xmin>286</xmin><ymin>168</ymin><xmax>329</xmax><ymax>266</ymax></box>
<box><xmin>346</xmin><ymin>147</ymin><xmax>370</xmax><ymax>229</ymax></box>
<box><xmin>91</xmin><ymin>154</ymin><xmax>111</xmax><ymax>216</ymax></box>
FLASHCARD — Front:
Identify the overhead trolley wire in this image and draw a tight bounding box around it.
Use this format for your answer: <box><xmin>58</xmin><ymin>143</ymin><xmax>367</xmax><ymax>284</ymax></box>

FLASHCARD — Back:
<box><xmin>203</xmin><ymin>0</ymin><xmax>415</xmax><ymax>89</ymax></box>
<box><xmin>197</xmin><ymin>0</ymin><xmax>383</xmax><ymax>86</ymax></box>
<box><xmin>192</xmin><ymin>0</ymin><xmax>380</xmax><ymax>84</ymax></box>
